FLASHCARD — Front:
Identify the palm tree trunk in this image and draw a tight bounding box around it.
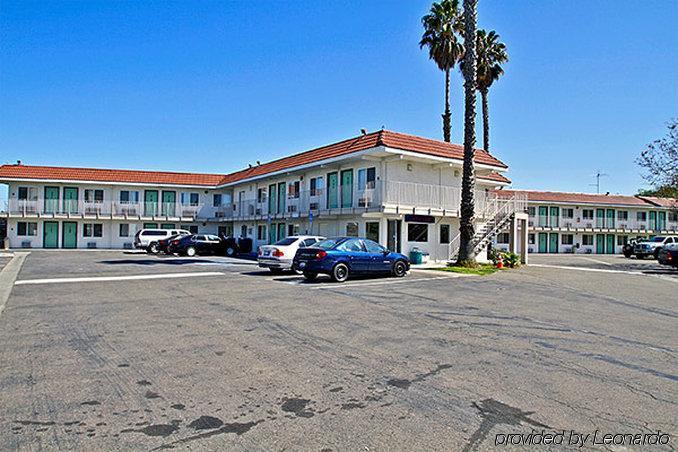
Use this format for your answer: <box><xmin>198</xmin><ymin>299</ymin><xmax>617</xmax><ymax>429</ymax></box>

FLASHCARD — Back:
<box><xmin>457</xmin><ymin>0</ymin><xmax>478</xmax><ymax>265</ymax></box>
<box><xmin>481</xmin><ymin>87</ymin><xmax>489</xmax><ymax>152</ymax></box>
<box><xmin>442</xmin><ymin>68</ymin><xmax>451</xmax><ymax>142</ymax></box>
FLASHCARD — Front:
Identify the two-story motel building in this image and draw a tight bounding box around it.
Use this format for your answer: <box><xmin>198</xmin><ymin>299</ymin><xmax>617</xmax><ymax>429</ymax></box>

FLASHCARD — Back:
<box><xmin>493</xmin><ymin>190</ymin><xmax>677</xmax><ymax>254</ymax></box>
<box><xmin>1</xmin><ymin>130</ymin><xmax>530</xmax><ymax>262</ymax></box>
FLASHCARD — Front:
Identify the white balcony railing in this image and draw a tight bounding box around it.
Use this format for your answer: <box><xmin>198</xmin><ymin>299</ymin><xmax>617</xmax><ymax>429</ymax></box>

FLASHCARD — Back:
<box><xmin>5</xmin><ymin>199</ymin><xmax>205</xmax><ymax>219</ymax></box>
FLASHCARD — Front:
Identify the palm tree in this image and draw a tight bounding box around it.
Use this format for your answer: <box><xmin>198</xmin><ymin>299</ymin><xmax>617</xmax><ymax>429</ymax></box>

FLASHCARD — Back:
<box><xmin>457</xmin><ymin>0</ymin><xmax>478</xmax><ymax>265</ymax></box>
<box><xmin>420</xmin><ymin>0</ymin><xmax>464</xmax><ymax>142</ymax></box>
<box><xmin>476</xmin><ymin>29</ymin><xmax>508</xmax><ymax>153</ymax></box>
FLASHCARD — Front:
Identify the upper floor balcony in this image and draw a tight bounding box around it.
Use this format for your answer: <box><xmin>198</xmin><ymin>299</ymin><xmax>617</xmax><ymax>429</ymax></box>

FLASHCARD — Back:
<box><xmin>4</xmin><ymin>199</ymin><xmax>205</xmax><ymax>220</ymax></box>
<box><xmin>529</xmin><ymin>214</ymin><xmax>677</xmax><ymax>233</ymax></box>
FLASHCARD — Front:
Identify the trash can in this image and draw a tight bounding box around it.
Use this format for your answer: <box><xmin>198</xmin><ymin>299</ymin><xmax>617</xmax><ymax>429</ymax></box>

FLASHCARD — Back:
<box><xmin>238</xmin><ymin>237</ymin><xmax>253</xmax><ymax>254</ymax></box>
<box><xmin>3</xmin><ymin>237</ymin><xmax>9</xmax><ymax>250</ymax></box>
<box><xmin>409</xmin><ymin>248</ymin><xmax>423</xmax><ymax>265</ymax></box>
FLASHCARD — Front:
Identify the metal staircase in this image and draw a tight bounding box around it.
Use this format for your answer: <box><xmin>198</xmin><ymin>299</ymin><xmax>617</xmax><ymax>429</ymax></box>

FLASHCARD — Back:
<box><xmin>448</xmin><ymin>193</ymin><xmax>527</xmax><ymax>262</ymax></box>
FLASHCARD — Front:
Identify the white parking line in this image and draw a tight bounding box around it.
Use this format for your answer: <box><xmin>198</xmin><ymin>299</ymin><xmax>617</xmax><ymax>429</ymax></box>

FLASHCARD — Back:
<box><xmin>14</xmin><ymin>272</ymin><xmax>225</xmax><ymax>285</ymax></box>
<box><xmin>579</xmin><ymin>257</ymin><xmax>613</xmax><ymax>266</ymax></box>
<box><xmin>530</xmin><ymin>264</ymin><xmax>678</xmax><ymax>283</ymax></box>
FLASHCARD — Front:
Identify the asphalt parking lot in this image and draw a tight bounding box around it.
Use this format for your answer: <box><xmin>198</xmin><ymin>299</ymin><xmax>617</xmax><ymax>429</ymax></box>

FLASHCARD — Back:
<box><xmin>0</xmin><ymin>250</ymin><xmax>676</xmax><ymax>450</ymax></box>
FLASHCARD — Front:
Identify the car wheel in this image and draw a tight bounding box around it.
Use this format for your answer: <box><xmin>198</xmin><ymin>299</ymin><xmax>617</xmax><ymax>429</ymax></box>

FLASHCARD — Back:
<box><xmin>303</xmin><ymin>272</ymin><xmax>317</xmax><ymax>281</ymax></box>
<box><xmin>331</xmin><ymin>263</ymin><xmax>349</xmax><ymax>283</ymax></box>
<box><xmin>147</xmin><ymin>243</ymin><xmax>159</xmax><ymax>254</ymax></box>
<box><xmin>392</xmin><ymin>260</ymin><xmax>407</xmax><ymax>277</ymax></box>
<box><xmin>226</xmin><ymin>246</ymin><xmax>236</xmax><ymax>257</ymax></box>
<box><xmin>654</xmin><ymin>249</ymin><xmax>661</xmax><ymax>259</ymax></box>
<box><xmin>269</xmin><ymin>268</ymin><xmax>284</xmax><ymax>275</ymax></box>
<box><xmin>186</xmin><ymin>247</ymin><xmax>197</xmax><ymax>257</ymax></box>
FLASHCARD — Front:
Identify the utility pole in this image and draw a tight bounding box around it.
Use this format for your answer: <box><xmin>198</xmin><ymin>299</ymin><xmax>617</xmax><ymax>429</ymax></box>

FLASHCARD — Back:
<box><xmin>590</xmin><ymin>171</ymin><xmax>608</xmax><ymax>194</ymax></box>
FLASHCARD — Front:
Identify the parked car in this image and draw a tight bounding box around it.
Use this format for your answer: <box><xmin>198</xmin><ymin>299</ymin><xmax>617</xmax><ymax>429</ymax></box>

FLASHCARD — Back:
<box><xmin>633</xmin><ymin>235</ymin><xmax>677</xmax><ymax>259</ymax></box>
<box><xmin>219</xmin><ymin>236</ymin><xmax>254</xmax><ymax>257</ymax></box>
<box><xmin>622</xmin><ymin>237</ymin><xmax>648</xmax><ymax>258</ymax></box>
<box><xmin>167</xmin><ymin>234</ymin><xmax>225</xmax><ymax>256</ymax></box>
<box><xmin>134</xmin><ymin>228</ymin><xmax>191</xmax><ymax>253</ymax></box>
<box><xmin>657</xmin><ymin>243</ymin><xmax>678</xmax><ymax>269</ymax></box>
<box><xmin>258</xmin><ymin>235</ymin><xmax>324</xmax><ymax>273</ymax></box>
<box><xmin>292</xmin><ymin>237</ymin><xmax>410</xmax><ymax>282</ymax></box>
<box><xmin>156</xmin><ymin>232</ymin><xmax>191</xmax><ymax>255</ymax></box>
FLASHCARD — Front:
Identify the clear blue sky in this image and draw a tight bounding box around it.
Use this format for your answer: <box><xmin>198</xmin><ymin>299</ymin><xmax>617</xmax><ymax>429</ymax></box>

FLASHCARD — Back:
<box><xmin>1</xmin><ymin>0</ymin><xmax>676</xmax><ymax>204</ymax></box>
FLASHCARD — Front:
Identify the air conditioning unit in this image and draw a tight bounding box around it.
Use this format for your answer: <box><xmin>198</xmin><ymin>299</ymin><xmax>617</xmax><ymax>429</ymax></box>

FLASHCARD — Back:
<box><xmin>287</xmin><ymin>205</ymin><xmax>297</xmax><ymax>213</ymax></box>
<box><xmin>87</xmin><ymin>242</ymin><xmax>97</xmax><ymax>249</ymax></box>
<box><xmin>123</xmin><ymin>242</ymin><xmax>133</xmax><ymax>249</ymax></box>
<box><xmin>584</xmin><ymin>222</ymin><xmax>593</xmax><ymax>228</ymax></box>
<box><xmin>255</xmin><ymin>208</ymin><xmax>262</xmax><ymax>215</ymax></box>
<box><xmin>215</xmin><ymin>211</ymin><xmax>224</xmax><ymax>218</ymax></box>
<box><xmin>358</xmin><ymin>197</ymin><xmax>371</xmax><ymax>208</ymax></box>
<box><xmin>309</xmin><ymin>202</ymin><xmax>319</xmax><ymax>211</ymax></box>
<box><xmin>528</xmin><ymin>221</ymin><xmax>534</xmax><ymax>227</ymax></box>
<box><xmin>21</xmin><ymin>240</ymin><xmax>32</xmax><ymax>248</ymax></box>
<box><xmin>620</xmin><ymin>223</ymin><xmax>627</xmax><ymax>229</ymax></box>
<box><xmin>122</xmin><ymin>206</ymin><xmax>137</xmax><ymax>215</ymax></box>
<box><xmin>565</xmin><ymin>222</ymin><xmax>572</xmax><ymax>228</ymax></box>
<box><xmin>640</xmin><ymin>224</ymin><xmax>646</xmax><ymax>230</ymax></box>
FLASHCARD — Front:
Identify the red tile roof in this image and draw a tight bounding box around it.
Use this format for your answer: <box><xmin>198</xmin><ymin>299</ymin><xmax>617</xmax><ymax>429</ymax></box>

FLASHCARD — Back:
<box><xmin>494</xmin><ymin>189</ymin><xmax>675</xmax><ymax>207</ymax></box>
<box><xmin>637</xmin><ymin>196</ymin><xmax>678</xmax><ymax>208</ymax></box>
<box><xmin>0</xmin><ymin>130</ymin><xmax>509</xmax><ymax>187</ymax></box>
<box><xmin>0</xmin><ymin>164</ymin><xmax>224</xmax><ymax>187</ymax></box>
<box><xmin>478</xmin><ymin>172</ymin><xmax>511</xmax><ymax>184</ymax></box>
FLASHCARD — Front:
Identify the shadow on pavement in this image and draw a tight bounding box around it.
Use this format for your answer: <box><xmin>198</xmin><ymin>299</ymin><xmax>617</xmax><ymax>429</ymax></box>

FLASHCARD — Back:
<box><xmin>98</xmin><ymin>259</ymin><xmax>208</xmax><ymax>266</ymax></box>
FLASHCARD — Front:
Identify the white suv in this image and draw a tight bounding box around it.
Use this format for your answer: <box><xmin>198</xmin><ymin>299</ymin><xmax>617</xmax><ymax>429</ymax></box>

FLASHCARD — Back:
<box><xmin>134</xmin><ymin>229</ymin><xmax>191</xmax><ymax>253</ymax></box>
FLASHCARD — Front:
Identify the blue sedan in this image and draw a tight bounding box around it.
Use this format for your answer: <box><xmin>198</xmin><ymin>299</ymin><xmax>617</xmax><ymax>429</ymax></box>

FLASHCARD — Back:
<box><xmin>292</xmin><ymin>237</ymin><xmax>410</xmax><ymax>282</ymax></box>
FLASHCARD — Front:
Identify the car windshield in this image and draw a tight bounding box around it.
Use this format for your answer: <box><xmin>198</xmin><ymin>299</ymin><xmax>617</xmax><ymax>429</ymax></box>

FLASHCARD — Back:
<box><xmin>651</xmin><ymin>237</ymin><xmax>665</xmax><ymax>242</ymax></box>
<box><xmin>274</xmin><ymin>238</ymin><xmax>298</xmax><ymax>246</ymax></box>
<box><xmin>313</xmin><ymin>238</ymin><xmax>342</xmax><ymax>250</ymax></box>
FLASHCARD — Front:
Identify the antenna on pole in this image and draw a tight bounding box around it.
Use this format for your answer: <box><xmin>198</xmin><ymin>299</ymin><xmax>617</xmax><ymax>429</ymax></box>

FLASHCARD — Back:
<box><xmin>589</xmin><ymin>171</ymin><xmax>609</xmax><ymax>194</ymax></box>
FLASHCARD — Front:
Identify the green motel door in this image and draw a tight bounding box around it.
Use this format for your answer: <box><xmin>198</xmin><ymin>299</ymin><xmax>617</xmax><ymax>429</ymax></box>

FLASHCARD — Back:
<box><xmin>62</xmin><ymin>221</ymin><xmax>77</xmax><ymax>249</ymax></box>
<box><xmin>277</xmin><ymin>182</ymin><xmax>286</xmax><ymax>214</ymax></box>
<box><xmin>327</xmin><ymin>172</ymin><xmax>339</xmax><ymax>209</ymax></box>
<box><xmin>44</xmin><ymin>187</ymin><xmax>59</xmax><ymax>214</ymax></box>
<box><xmin>145</xmin><ymin>190</ymin><xmax>159</xmax><ymax>216</ymax></box>
<box><xmin>340</xmin><ymin>169</ymin><xmax>353</xmax><ymax>208</ymax></box>
<box><xmin>268</xmin><ymin>184</ymin><xmax>277</xmax><ymax>214</ymax></box>
<box><xmin>162</xmin><ymin>191</ymin><xmax>176</xmax><ymax>217</ymax></box>
<box><xmin>268</xmin><ymin>222</ymin><xmax>277</xmax><ymax>243</ymax></box>
<box><xmin>606</xmin><ymin>209</ymin><xmax>615</xmax><ymax>229</ymax></box>
<box><xmin>63</xmin><ymin>187</ymin><xmax>79</xmax><ymax>214</ymax></box>
<box><xmin>538</xmin><ymin>233</ymin><xmax>548</xmax><ymax>253</ymax></box>
<box><xmin>43</xmin><ymin>221</ymin><xmax>59</xmax><ymax>248</ymax></box>
<box><xmin>596</xmin><ymin>209</ymin><xmax>605</xmax><ymax>228</ymax></box>
<box><xmin>657</xmin><ymin>211</ymin><xmax>666</xmax><ymax>231</ymax></box>
<box><xmin>549</xmin><ymin>207</ymin><xmax>559</xmax><ymax>227</ymax></box>
<box><xmin>538</xmin><ymin>206</ymin><xmax>548</xmax><ymax>226</ymax></box>
<box><xmin>606</xmin><ymin>234</ymin><xmax>615</xmax><ymax>254</ymax></box>
<box><xmin>595</xmin><ymin>234</ymin><xmax>605</xmax><ymax>254</ymax></box>
<box><xmin>548</xmin><ymin>233</ymin><xmax>559</xmax><ymax>253</ymax></box>
<box><xmin>649</xmin><ymin>211</ymin><xmax>657</xmax><ymax>231</ymax></box>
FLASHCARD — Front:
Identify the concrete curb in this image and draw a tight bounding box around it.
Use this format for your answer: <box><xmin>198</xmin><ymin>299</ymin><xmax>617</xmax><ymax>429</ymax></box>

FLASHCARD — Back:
<box><xmin>0</xmin><ymin>252</ymin><xmax>29</xmax><ymax>318</ymax></box>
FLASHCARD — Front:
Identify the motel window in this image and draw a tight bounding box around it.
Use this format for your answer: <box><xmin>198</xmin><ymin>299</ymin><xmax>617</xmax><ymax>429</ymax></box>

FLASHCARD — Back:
<box><xmin>84</xmin><ymin>223</ymin><xmax>103</xmax><ymax>238</ymax></box>
<box><xmin>582</xmin><ymin>234</ymin><xmax>594</xmax><ymax>246</ymax></box>
<box><xmin>617</xmin><ymin>211</ymin><xmax>628</xmax><ymax>221</ymax></box>
<box><xmin>310</xmin><ymin>177</ymin><xmax>324</xmax><ymax>196</ymax></box>
<box><xmin>407</xmin><ymin>223</ymin><xmax>428</xmax><ymax>243</ymax></box>
<box><xmin>84</xmin><ymin>189</ymin><xmax>104</xmax><ymax>202</ymax></box>
<box><xmin>346</xmin><ymin>222</ymin><xmax>359</xmax><ymax>237</ymax></box>
<box><xmin>181</xmin><ymin>192</ymin><xmax>199</xmax><ymax>206</ymax></box>
<box><xmin>366</xmin><ymin>222</ymin><xmax>380</xmax><ymax>243</ymax></box>
<box><xmin>617</xmin><ymin>235</ymin><xmax>628</xmax><ymax>246</ymax></box>
<box><xmin>670</xmin><ymin>212</ymin><xmax>678</xmax><ymax>222</ymax></box>
<box><xmin>358</xmin><ymin>167</ymin><xmax>376</xmax><ymax>191</ymax></box>
<box><xmin>637</xmin><ymin>212</ymin><xmax>647</xmax><ymax>221</ymax></box>
<box><xmin>440</xmin><ymin>224</ymin><xmax>450</xmax><ymax>244</ymax></box>
<box><xmin>527</xmin><ymin>207</ymin><xmax>536</xmax><ymax>216</ymax></box>
<box><xmin>18</xmin><ymin>187</ymin><xmax>38</xmax><ymax>201</ymax></box>
<box><xmin>213</xmin><ymin>194</ymin><xmax>222</xmax><ymax>207</ymax></box>
<box><xmin>120</xmin><ymin>190</ymin><xmax>139</xmax><ymax>203</ymax></box>
<box><xmin>17</xmin><ymin>222</ymin><xmax>37</xmax><ymax>236</ymax></box>
<box><xmin>288</xmin><ymin>224</ymin><xmax>300</xmax><ymax>236</ymax></box>
<box><xmin>188</xmin><ymin>225</ymin><xmax>199</xmax><ymax>234</ymax></box>
<box><xmin>240</xmin><ymin>225</ymin><xmax>248</xmax><ymax>237</ymax></box>
<box><xmin>497</xmin><ymin>233</ymin><xmax>510</xmax><ymax>244</ymax></box>
<box><xmin>561</xmin><ymin>234</ymin><xmax>574</xmax><ymax>245</ymax></box>
<box><xmin>257</xmin><ymin>188</ymin><xmax>266</xmax><ymax>203</ymax></box>
<box><xmin>288</xmin><ymin>181</ymin><xmax>300</xmax><ymax>199</ymax></box>
<box><xmin>562</xmin><ymin>208</ymin><xmax>574</xmax><ymax>219</ymax></box>
<box><xmin>582</xmin><ymin>209</ymin><xmax>594</xmax><ymax>220</ymax></box>
<box><xmin>257</xmin><ymin>225</ymin><xmax>266</xmax><ymax>241</ymax></box>
<box><xmin>119</xmin><ymin>224</ymin><xmax>129</xmax><ymax>237</ymax></box>
<box><xmin>528</xmin><ymin>233</ymin><xmax>535</xmax><ymax>245</ymax></box>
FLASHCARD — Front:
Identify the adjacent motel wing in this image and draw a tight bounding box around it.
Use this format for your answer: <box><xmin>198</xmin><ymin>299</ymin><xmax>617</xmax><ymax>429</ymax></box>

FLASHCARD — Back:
<box><xmin>493</xmin><ymin>190</ymin><xmax>677</xmax><ymax>254</ymax></box>
<box><xmin>1</xmin><ymin>130</ymin><xmax>530</xmax><ymax>262</ymax></box>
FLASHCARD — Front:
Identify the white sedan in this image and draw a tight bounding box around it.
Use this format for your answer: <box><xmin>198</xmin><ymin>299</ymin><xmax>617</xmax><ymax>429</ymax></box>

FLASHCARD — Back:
<box><xmin>257</xmin><ymin>236</ymin><xmax>325</xmax><ymax>273</ymax></box>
